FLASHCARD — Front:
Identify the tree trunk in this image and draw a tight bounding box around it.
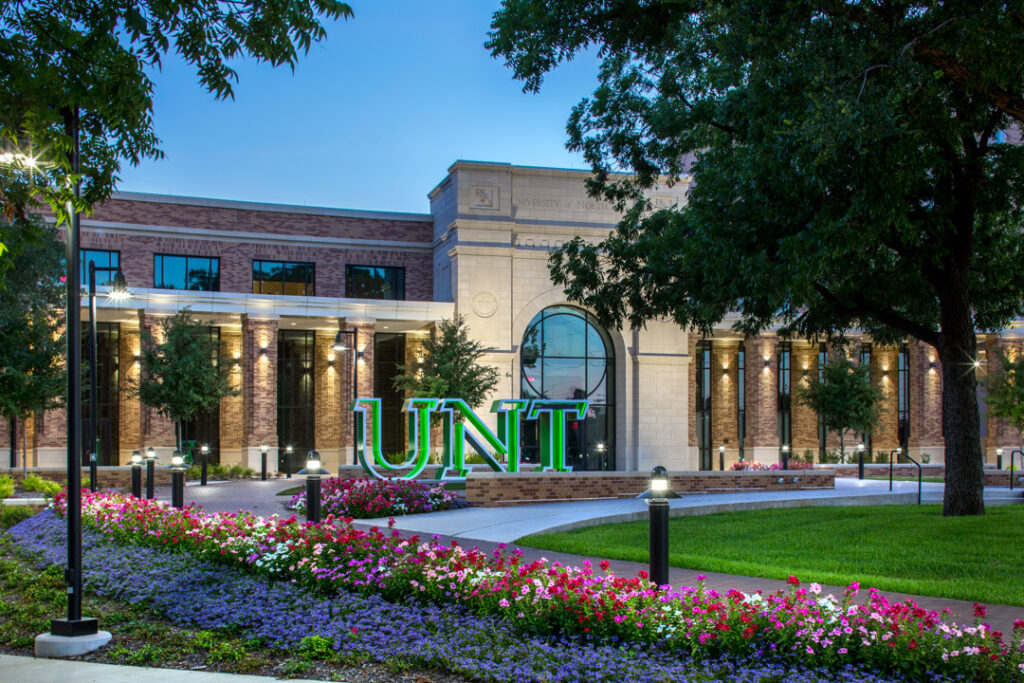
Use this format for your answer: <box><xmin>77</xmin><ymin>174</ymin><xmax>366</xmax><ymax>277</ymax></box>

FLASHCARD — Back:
<box><xmin>8</xmin><ymin>416</ymin><xmax>16</xmax><ymax>468</ymax></box>
<box><xmin>937</xmin><ymin>308</ymin><xmax>986</xmax><ymax>516</ymax></box>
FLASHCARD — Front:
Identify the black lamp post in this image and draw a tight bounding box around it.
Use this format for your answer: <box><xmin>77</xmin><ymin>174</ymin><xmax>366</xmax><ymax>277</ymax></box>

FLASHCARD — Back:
<box><xmin>145</xmin><ymin>447</ymin><xmax>156</xmax><ymax>499</ymax></box>
<box><xmin>781</xmin><ymin>444</ymin><xmax>790</xmax><ymax>471</ymax></box>
<box><xmin>200</xmin><ymin>443</ymin><xmax>209</xmax><ymax>486</ymax></box>
<box><xmin>996</xmin><ymin>447</ymin><xmax>1003</xmax><ymax>471</ymax></box>
<box><xmin>301</xmin><ymin>450</ymin><xmax>323</xmax><ymax>524</ymax></box>
<box><xmin>331</xmin><ymin>328</ymin><xmax>359</xmax><ymax>465</ymax></box>
<box><xmin>260</xmin><ymin>443</ymin><xmax>268</xmax><ymax>481</ymax></box>
<box><xmin>647</xmin><ymin>466</ymin><xmax>670</xmax><ymax>587</ymax></box>
<box><xmin>718</xmin><ymin>444</ymin><xmax>725</xmax><ymax>471</ymax></box>
<box><xmin>170</xmin><ymin>451</ymin><xmax>185</xmax><ymax>509</ymax></box>
<box><xmin>284</xmin><ymin>444</ymin><xmax>293</xmax><ymax>478</ymax></box>
<box><xmin>857</xmin><ymin>442</ymin><xmax>866</xmax><ymax>480</ymax></box>
<box><xmin>130</xmin><ymin>450</ymin><xmax>142</xmax><ymax>498</ymax></box>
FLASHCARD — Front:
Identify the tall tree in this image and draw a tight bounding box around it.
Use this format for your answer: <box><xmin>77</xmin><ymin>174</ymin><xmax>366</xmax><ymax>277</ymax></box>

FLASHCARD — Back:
<box><xmin>393</xmin><ymin>316</ymin><xmax>500</xmax><ymax>417</ymax></box>
<box><xmin>985</xmin><ymin>347</ymin><xmax>1024</xmax><ymax>451</ymax></box>
<box><xmin>796</xmin><ymin>356</ymin><xmax>882</xmax><ymax>462</ymax></box>
<box><xmin>489</xmin><ymin>1</ymin><xmax>1024</xmax><ymax>515</ymax></box>
<box><xmin>134</xmin><ymin>309</ymin><xmax>237</xmax><ymax>450</ymax></box>
<box><xmin>0</xmin><ymin>0</ymin><xmax>353</xmax><ymax>225</ymax></box>
<box><xmin>0</xmin><ymin>216</ymin><xmax>65</xmax><ymax>465</ymax></box>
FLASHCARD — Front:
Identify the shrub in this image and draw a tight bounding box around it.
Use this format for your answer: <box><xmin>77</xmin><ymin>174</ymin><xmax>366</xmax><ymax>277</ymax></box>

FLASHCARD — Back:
<box><xmin>0</xmin><ymin>475</ymin><xmax>14</xmax><ymax>499</ymax></box>
<box><xmin>0</xmin><ymin>505</ymin><xmax>32</xmax><ymax>528</ymax></box>
<box><xmin>22</xmin><ymin>473</ymin><xmax>61</xmax><ymax>497</ymax></box>
<box><xmin>228</xmin><ymin>465</ymin><xmax>246</xmax><ymax>479</ymax></box>
<box><xmin>873</xmin><ymin>450</ymin><xmax>889</xmax><ymax>464</ymax></box>
<box><xmin>289</xmin><ymin>477</ymin><xmax>459</xmax><ymax>518</ymax></box>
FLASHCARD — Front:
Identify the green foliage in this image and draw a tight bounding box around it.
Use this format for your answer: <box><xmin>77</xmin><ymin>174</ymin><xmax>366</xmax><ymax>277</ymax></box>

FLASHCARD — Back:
<box><xmin>392</xmin><ymin>315</ymin><xmax>500</xmax><ymax>415</ymax></box>
<box><xmin>21</xmin><ymin>474</ymin><xmax>61</xmax><ymax>497</ymax></box>
<box><xmin>0</xmin><ymin>0</ymin><xmax>353</xmax><ymax>224</ymax></box>
<box><xmin>796</xmin><ymin>357</ymin><xmax>882</xmax><ymax>454</ymax></box>
<box><xmin>298</xmin><ymin>635</ymin><xmax>334</xmax><ymax>661</ymax></box>
<box><xmin>0</xmin><ymin>475</ymin><xmax>13</xmax><ymax>499</ymax></box>
<box><xmin>0</xmin><ymin>506</ymin><xmax>32</xmax><ymax>528</ymax></box>
<box><xmin>490</xmin><ymin>2</ymin><xmax>1024</xmax><ymax>514</ymax></box>
<box><xmin>133</xmin><ymin>309</ymin><xmax>239</xmax><ymax>448</ymax></box>
<box><xmin>985</xmin><ymin>348</ymin><xmax>1024</xmax><ymax>438</ymax></box>
<box><xmin>0</xmin><ymin>217</ymin><xmax>65</xmax><ymax>441</ymax></box>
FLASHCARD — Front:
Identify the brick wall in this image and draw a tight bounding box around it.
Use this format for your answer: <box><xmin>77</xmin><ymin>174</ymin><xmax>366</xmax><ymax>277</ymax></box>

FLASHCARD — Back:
<box><xmin>118</xmin><ymin>327</ymin><xmax>143</xmax><ymax>463</ymax></box>
<box><xmin>140</xmin><ymin>313</ymin><xmax>176</xmax><ymax>448</ymax></box>
<box><xmin>242</xmin><ymin>316</ymin><xmax>278</xmax><ymax>451</ymax></box>
<box><xmin>792</xmin><ymin>342</ymin><xmax>819</xmax><ymax>454</ymax></box>
<box><xmin>465</xmin><ymin>470</ymin><xmax>835</xmax><ymax>507</ymax></box>
<box><xmin>746</xmin><ymin>336</ymin><xmax>777</xmax><ymax>449</ymax></box>
<box><xmin>0</xmin><ymin>466</ymin><xmax>176</xmax><ymax>488</ymax></box>
<box><xmin>83</xmin><ymin>197</ymin><xmax>434</xmax><ymax>300</ymax></box>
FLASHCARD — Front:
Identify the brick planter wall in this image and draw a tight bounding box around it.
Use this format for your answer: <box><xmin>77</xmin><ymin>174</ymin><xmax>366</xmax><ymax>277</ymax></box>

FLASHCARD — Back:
<box><xmin>465</xmin><ymin>470</ymin><xmax>836</xmax><ymax>507</ymax></box>
<box><xmin>0</xmin><ymin>466</ymin><xmax>175</xmax><ymax>489</ymax></box>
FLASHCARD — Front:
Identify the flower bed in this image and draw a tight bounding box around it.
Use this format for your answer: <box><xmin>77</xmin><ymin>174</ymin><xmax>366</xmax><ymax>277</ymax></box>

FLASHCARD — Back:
<box><xmin>287</xmin><ymin>477</ymin><xmax>459</xmax><ymax>518</ymax></box>
<box><xmin>731</xmin><ymin>460</ymin><xmax>814</xmax><ymax>471</ymax></box>
<box><xmin>51</xmin><ymin>491</ymin><xmax>1024</xmax><ymax>682</ymax></box>
<box><xmin>7</xmin><ymin>511</ymin><xmax>914</xmax><ymax>683</ymax></box>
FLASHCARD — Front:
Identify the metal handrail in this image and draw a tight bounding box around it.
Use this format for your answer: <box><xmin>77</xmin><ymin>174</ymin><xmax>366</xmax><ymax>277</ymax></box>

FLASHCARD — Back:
<box><xmin>1011</xmin><ymin>450</ymin><xmax>1024</xmax><ymax>492</ymax></box>
<box><xmin>889</xmin><ymin>448</ymin><xmax>922</xmax><ymax>505</ymax></box>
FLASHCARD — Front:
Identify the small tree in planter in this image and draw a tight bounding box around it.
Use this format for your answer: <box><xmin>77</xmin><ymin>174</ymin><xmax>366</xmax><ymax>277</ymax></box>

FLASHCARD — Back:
<box><xmin>796</xmin><ymin>355</ymin><xmax>882</xmax><ymax>463</ymax></box>
<box><xmin>392</xmin><ymin>315</ymin><xmax>500</xmax><ymax>418</ymax></box>
<box><xmin>985</xmin><ymin>348</ymin><xmax>1024</xmax><ymax>454</ymax></box>
<box><xmin>134</xmin><ymin>309</ymin><xmax>238</xmax><ymax>451</ymax></box>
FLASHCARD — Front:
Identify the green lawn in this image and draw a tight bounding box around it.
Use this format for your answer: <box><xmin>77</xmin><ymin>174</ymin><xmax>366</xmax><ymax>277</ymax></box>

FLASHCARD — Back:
<box><xmin>519</xmin><ymin>504</ymin><xmax>1024</xmax><ymax>606</ymax></box>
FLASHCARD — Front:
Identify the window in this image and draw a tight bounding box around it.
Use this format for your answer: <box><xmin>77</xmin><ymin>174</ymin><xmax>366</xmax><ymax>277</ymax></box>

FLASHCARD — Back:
<box><xmin>696</xmin><ymin>339</ymin><xmax>712</xmax><ymax>470</ymax></box>
<box><xmin>777</xmin><ymin>341</ymin><xmax>792</xmax><ymax>451</ymax></box>
<box><xmin>737</xmin><ymin>342</ymin><xmax>745</xmax><ymax>462</ymax></box>
<box><xmin>346</xmin><ymin>265</ymin><xmax>405</xmax><ymax>300</ymax></box>
<box><xmin>859</xmin><ymin>343</ymin><xmax>873</xmax><ymax>456</ymax></box>
<box><xmin>520</xmin><ymin>305</ymin><xmax>615</xmax><ymax>471</ymax></box>
<box><xmin>154</xmin><ymin>254</ymin><xmax>220</xmax><ymax>291</ymax></box>
<box><xmin>278</xmin><ymin>330</ymin><xmax>316</xmax><ymax>474</ymax></box>
<box><xmin>80</xmin><ymin>249</ymin><xmax>119</xmax><ymax>286</ymax></box>
<box><xmin>253</xmin><ymin>260</ymin><xmax>314</xmax><ymax>296</ymax></box>
<box><xmin>898</xmin><ymin>344</ymin><xmax>910</xmax><ymax>450</ymax></box>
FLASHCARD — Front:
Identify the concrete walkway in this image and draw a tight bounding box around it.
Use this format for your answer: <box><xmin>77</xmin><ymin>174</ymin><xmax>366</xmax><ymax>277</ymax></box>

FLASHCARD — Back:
<box><xmin>0</xmin><ymin>654</ymin><xmax>321</xmax><ymax>682</ymax></box>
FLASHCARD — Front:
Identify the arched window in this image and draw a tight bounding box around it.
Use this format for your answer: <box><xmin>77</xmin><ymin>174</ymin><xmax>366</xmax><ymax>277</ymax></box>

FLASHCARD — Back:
<box><xmin>520</xmin><ymin>306</ymin><xmax>615</xmax><ymax>470</ymax></box>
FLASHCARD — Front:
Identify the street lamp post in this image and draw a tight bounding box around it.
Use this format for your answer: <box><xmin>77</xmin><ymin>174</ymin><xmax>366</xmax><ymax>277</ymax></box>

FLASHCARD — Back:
<box><xmin>331</xmin><ymin>329</ymin><xmax>359</xmax><ymax>465</ymax></box>
<box><xmin>130</xmin><ymin>450</ymin><xmax>143</xmax><ymax>498</ymax></box>
<box><xmin>996</xmin><ymin>447</ymin><xmax>1003</xmax><ymax>471</ymax></box>
<box><xmin>303</xmin><ymin>450</ymin><xmax>323</xmax><ymax>524</ymax></box>
<box><xmin>170</xmin><ymin>451</ymin><xmax>185</xmax><ymax>509</ymax></box>
<box><xmin>647</xmin><ymin>466</ymin><xmax>670</xmax><ymax>587</ymax></box>
<box><xmin>200</xmin><ymin>443</ymin><xmax>209</xmax><ymax>486</ymax></box>
<box><xmin>145</xmin><ymin>447</ymin><xmax>156</xmax><ymax>499</ymax></box>
<box><xmin>86</xmin><ymin>262</ymin><xmax>129</xmax><ymax>486</ymax></box>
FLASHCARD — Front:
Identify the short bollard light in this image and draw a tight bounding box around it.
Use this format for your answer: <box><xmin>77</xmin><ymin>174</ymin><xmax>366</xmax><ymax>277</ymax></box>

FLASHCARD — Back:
<box><xmin>996</xmin><ymin>447</ymin><xmax>1003</xmax><ymax>470</ymax></box>
<box><xmin>170</xmin><ymin>451</ymin><xmax>186</xmax><ymax>509</ymax></box>
<box><xmin>718</xmin><ymin>444</ymin><xmax>725</xmax><ymax>471</ymax></box>
<box><xmin>636</xmin><ymin>466</ymin><xmax>679</xmax><ymax>588</ymax></box>
<box><xmin>145</xmin><ymin>447</ymin><xmax>157</xmax><ymax>499</ymax></box>
<box><xmin>781</xmin><ymin>444</ymin><xmax>790</xmax><ymax>471</ymax></box>
<box><xmin>89</xmin><ymin>451</ymin><xmax>98</xmax><ymax>493</ymax></box>
<box><xmin>260</xmin><ymin>443</ymin><xmax>268</xmax><ymax>481</ymax></box>
<box><xmin>200</xmin><ymin>443</ymin><xmax>210</xmax><ymax>486</ymax></box>
<box><xmin>857</xmin><ymin>442</ymin><xmax>866</xmax><ymax>480</ymax></box>
<box><xmin>299</xmin><ymin>449</ymin><xmax>323</xmax><ymax>524</ymax></box>
<box><xmin>285</xmin><ymin>444</ymin><xmax>294</xmax><ymax>479</ymax></box>
<box><xmin>130</xmin><ymin>450</ymin><xmax>143</xmax><ymax>498</ymax></box>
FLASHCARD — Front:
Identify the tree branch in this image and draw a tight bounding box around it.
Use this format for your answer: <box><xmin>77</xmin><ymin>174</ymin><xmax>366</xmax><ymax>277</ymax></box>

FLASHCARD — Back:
<box><xmin>812</xmin><ymin>282</ymin><xmax>940</xmax><ymax>347</ymax></box>
<box><xmin>913</xmin><ymin>42</ymin><xmax>1024</xmax><ymax>124</ymax></box>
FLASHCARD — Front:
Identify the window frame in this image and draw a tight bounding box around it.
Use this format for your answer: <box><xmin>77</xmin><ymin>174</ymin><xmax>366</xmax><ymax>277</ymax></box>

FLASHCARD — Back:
<box><xmin>80</xmin><ymin>249</ymin><xmax>120</xmax><ymax>287</ymax></box>
<box><xmin>153</xmin><ymin>253</ymin><xmax>221</xmax><ymax>291</ymax></box>
<box><xmin>253</xmin><ymin>259</ymin><xmax>316</xmax><ymax>296</ymax></box>
<box><xmin>345</xmin><ymin>264</ymin><xmax>406</xmax><ymax>301</ymax></box>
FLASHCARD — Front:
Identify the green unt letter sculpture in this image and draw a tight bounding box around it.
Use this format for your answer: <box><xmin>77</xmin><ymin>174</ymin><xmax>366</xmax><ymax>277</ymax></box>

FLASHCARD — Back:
<box><xmin>351</xmin><ymin>397</ymin><xmax>589</xmax><ymax>480</ymax></box>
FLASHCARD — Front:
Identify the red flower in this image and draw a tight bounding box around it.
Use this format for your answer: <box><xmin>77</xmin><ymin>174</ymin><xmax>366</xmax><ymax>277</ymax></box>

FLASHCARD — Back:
<box><xmin>599</xmin><ymin>560</ymin><xmax>610</xmax><ymax>572</ymax></box>
<box><xmin>786</xmin><ymin>575</ymin><xmax>800</xmax><ymax>586</ymax></box>
<box><xmin>973</xmin><ymin>602</ymin><xmax>987</xmax><ymax>618</ymax></box>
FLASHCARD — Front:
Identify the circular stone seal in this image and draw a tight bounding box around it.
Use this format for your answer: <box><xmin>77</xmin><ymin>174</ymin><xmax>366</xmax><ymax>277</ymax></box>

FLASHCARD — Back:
<box><xmin>472</xmin><ymin>291</ymin><xmax>499</xmax><ymax>318</ymax></box>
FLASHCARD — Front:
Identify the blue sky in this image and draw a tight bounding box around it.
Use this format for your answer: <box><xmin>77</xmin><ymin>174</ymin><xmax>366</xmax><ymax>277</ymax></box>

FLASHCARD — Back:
<box><xmin>117</xmin><ymin>1</ymin><xmax>600</xmax><ymax>214</ymax></box>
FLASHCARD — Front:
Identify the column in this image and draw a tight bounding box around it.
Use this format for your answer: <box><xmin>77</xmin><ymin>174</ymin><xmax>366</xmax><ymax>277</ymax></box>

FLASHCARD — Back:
<box><xmin>242</xmin><ymin>315</ymin><xmax>279</xmax><ymax>470</ymax></box>
<box><xmin>792</xmin><ymin>342</ymin><xmax>818</xmax><ymax>458</ymax></box>
<box><xmin>118</xmin><ymin>325</ymin><xmax>143</xmax><ymax>464</ymax></box>
<box><xmin>219</xmin><ymin>328</ymin><xmax>244</xmax><ymax>466</ymax></box>
<box><xmin>874</xmin><ymin>345</ymin><xmax>899</xmax><ymax>455</ymax></box>
<box><xmin>744</xmin><ymin>335</ymin><xmax>779</xmax><ymax>463</ymax></box>
<box><xmin>315</xmin><ymin>329</ymin><xmax>343</xmax><ymax>472</ymax></box>
<box><xmin>711</xmin><ymin>340</ymin><xmax>739</xmax><ymax>467</ymax></box>
<box><xmin>139</xmin><ymin>313</ymin><xmax>176</xmax><ymax>455</ymax></box>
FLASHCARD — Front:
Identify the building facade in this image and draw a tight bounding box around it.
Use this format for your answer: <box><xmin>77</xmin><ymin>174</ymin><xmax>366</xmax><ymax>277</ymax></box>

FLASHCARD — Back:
<box><xmin>1</xmin><ymin>161</ymin><xmax>1021</xmax><ymax>472</ymax></box>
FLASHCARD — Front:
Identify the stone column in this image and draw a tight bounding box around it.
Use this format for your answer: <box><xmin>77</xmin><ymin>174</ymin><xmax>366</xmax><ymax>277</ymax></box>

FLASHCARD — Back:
<box><xmin>118</xmin><ymin>325</ymin><xmax>143</xmax><ymax>464</ymax></box>
<box><xmin>634</xmin><ymin>321</ymin><xmax>689</xmax><ymax>471</ymax></box>
<box><xmin>985</xmin><ymin>337</ymin><xmax>1023</xmax><ymax>462</ymax></box>
<box><xmin>242</xmin><ymin>315</ymin><xmax>279</xmax><ymax>470</ymax></box>
<box><xmin>909</xmin><ymin>340</ymin><xmax>944</xmax><ymax>463</ymax></box>
<box><xmin>744</xmin><ymin>335</ymin><xmax>779</xmax><ymax>463</ymax></box>
<box><xmin>711</xmin><ymin>340</ymin><xmax>739</xmax><ymax>467</ymax></box>
<box><xmin>792</xmin><ymin>342</ymin><xmax>819</xmax><ymax>459</ymax></box>
<box><xmin>219</xmin><ymin>328</ymin><xmax>244</xmax><ymax>467</ymax></box>
<box><xmin>874</xmin><ymin>345</ymin><xmax>899</xmax><ymax>455</ymax></box>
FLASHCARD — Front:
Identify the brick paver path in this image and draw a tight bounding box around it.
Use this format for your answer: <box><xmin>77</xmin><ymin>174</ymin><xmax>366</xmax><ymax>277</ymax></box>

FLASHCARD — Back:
<box><xmin>154</xmin><ymin>478</ymin><xmax>1024</xmax><ymax>637</ymax></box>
